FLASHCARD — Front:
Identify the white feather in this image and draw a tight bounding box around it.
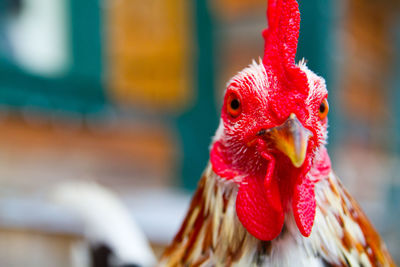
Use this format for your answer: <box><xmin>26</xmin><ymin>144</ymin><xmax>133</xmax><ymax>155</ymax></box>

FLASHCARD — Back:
<box><xmin>51</xmin><ymin>181</ymin><xmax>156</xmax><ymax>267</ymax></box>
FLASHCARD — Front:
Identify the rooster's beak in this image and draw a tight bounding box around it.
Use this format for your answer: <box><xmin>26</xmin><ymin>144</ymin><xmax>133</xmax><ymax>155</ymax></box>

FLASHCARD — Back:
<box><xmin>257</xmin><ymin>113</ymin><xmax>312</xmax><ymax>168</ymax></box>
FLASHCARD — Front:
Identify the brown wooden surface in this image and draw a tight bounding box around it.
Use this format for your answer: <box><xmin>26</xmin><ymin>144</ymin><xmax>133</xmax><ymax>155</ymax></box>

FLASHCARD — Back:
<box><xmin>0</xmin><ymin>115</ymin><xmax>176</xmax><ymax>193</ymax></box>
<box><xmin>0</xmin><ymin>228</ymin><xmax>82</xmax><ymax>267</ymax></box>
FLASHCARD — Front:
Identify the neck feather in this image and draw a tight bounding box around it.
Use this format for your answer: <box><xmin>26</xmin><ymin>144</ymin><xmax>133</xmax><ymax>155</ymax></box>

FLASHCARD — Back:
<box><xmin>160</xmin><ymin>164</ymin><xmax>262</xmax><ymax>265</ymax></box>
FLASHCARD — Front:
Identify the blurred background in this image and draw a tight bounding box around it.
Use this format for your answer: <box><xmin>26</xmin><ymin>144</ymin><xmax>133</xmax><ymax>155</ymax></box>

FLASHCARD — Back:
<box><xmin>0</xmin><ymin>0</ymin><xmax>398</xmax><ymax>266</ymax></box>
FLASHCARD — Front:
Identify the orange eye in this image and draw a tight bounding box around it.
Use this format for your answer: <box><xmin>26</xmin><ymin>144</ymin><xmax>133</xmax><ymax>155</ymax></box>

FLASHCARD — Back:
<box><xmin>227</xmin><ymin>93</ymin><xmax>242</xmax><ymax>118</ymax></box>
<box><xmin>318</xmin><ymin>99</ymin><xmax>329</xmax><ymax>120</ymax></box>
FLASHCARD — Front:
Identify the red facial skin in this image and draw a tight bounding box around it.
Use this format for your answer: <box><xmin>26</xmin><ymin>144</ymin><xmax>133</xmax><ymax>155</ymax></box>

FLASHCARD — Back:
<box><xmin>210</xmin><ymin>0</ymin><xmax>332</xmax><ymax>241</ymax></box>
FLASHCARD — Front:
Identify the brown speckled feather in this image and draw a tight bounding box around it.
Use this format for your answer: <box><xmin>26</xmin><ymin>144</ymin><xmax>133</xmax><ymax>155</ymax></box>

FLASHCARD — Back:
<box><xmin>159</xmin><ymin>163</ymin><xmax>395</xmax><ymax>267</ymax></box>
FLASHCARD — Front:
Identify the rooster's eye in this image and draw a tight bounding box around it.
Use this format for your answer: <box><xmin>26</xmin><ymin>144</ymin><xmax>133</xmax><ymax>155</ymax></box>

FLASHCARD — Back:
<box><xmin>227</xmin><ymin>93</ymin><xmax>242</xmax><ymax>118</ymax></box>
<box><xmin>318</xmin><ymin>99</ymin><xmax>329</xmax><ymax>120</ymax></box>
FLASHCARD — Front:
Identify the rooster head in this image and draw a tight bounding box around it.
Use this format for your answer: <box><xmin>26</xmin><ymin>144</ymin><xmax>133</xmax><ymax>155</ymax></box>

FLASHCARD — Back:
<box><xmin>210</xmin><ymin>0</ymin><xmax>332</xmax><ymax>241</ymax></box>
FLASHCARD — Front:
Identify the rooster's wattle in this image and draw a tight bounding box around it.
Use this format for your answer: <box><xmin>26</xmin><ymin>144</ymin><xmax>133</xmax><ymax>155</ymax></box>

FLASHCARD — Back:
<box><xmin>160</xmin><ymin>0</ymin><xmax>395</xmax><ymax>266</ymax></box>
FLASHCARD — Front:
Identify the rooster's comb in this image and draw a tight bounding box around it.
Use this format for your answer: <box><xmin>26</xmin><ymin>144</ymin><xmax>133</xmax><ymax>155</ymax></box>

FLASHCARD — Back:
<box><xmin>262</xmin><ymin>0</ymin><xmax>308</xmax><ymax>93</ymax></box>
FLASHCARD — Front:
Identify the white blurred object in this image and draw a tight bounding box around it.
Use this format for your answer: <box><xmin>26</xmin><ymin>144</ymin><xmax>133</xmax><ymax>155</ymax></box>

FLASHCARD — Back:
<box><xmin>52</xmin><ymin>181</ymin><xmax>156</xmax><ymax>267</ymax></box>
<box><xmin>7</xmin><ymin>0</ymin><xmax>69</xmax><ymax>76</ymax></box>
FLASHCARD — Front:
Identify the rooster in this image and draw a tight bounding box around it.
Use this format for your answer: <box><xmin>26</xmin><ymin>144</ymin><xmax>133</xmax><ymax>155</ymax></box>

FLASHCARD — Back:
<box><xmin>160</xmin><ymin>0</ymin><xmax>395</xmax><ymax>266</ymax></box>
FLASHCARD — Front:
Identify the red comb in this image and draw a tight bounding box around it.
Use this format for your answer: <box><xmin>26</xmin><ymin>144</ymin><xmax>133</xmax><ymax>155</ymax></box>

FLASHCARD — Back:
<box><xmin>262</xmin><ymin>0</ymin><xmax>308</xmax><ymax>93</ymax></box>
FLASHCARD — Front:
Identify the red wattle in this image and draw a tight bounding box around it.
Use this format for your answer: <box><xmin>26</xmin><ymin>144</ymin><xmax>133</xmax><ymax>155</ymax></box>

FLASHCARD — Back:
<box><xmin>261</xmin><ymin>152</ymin><xmax>283</xmax><ymax>213</ymax></box>
<box><xmin>236</xmin><ymin>175</ymin><xmax>285</xmax><ymax>241</ymax></box>
<box><xmin>264</xmin><ymin>176</ymin><xmax>282</xmax><ymax>213</ymax></box>
<box><xmin>292</xmin><ymin>175</ymin><xmax>316</xmax><ymax>237</ymax></box>
<box><xmin>212</xmin><ymin>141</ymin><xmax>285</xmax><ymax>240</ymax></box>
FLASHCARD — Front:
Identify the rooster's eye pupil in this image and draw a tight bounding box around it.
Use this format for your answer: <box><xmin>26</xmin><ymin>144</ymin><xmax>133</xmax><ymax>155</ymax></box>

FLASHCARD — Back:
<box><xmin>319</xmin><ymin>102</ymin><xmax>326</xmax><ymax>114</ymax></box>
<box><xmin>230</xmin><ymin>99</ymin><xmax>240</xmax><ymax>110</ymax></box>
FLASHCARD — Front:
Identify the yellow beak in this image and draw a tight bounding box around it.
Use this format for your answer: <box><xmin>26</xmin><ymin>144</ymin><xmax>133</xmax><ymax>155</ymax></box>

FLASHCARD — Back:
<box><xmin>257</xmin><ymin>113</ymin><xmax>312</xmax><ymax>168</ymax></box>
